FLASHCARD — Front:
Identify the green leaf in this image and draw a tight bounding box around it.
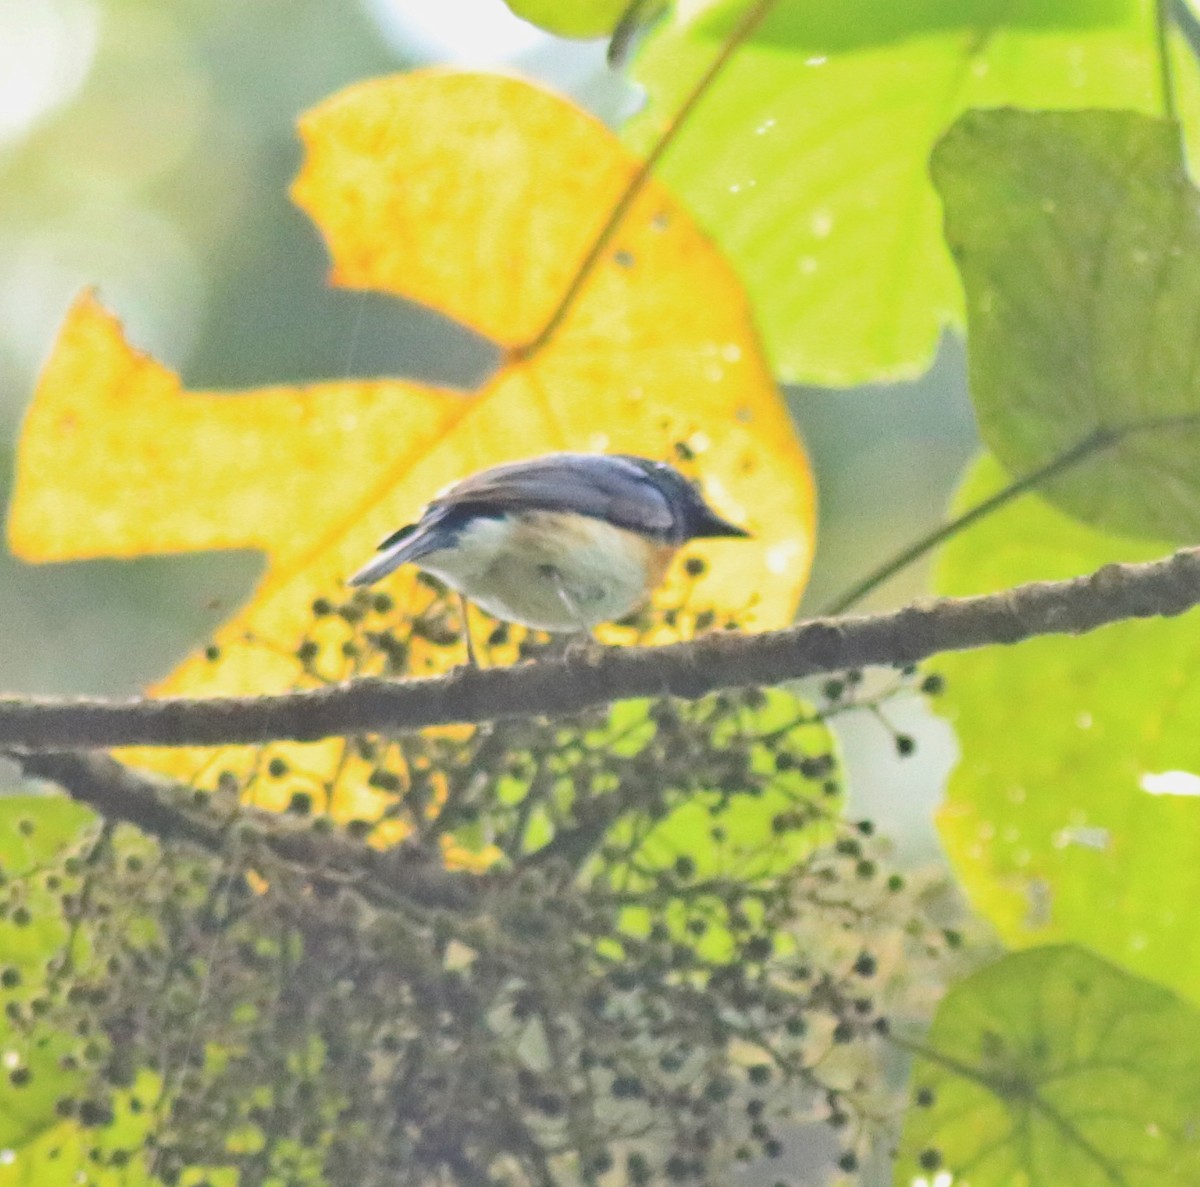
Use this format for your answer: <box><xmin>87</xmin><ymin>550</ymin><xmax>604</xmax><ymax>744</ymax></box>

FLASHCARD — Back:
<box><xmin>0</xmin><ymin>795</ymin><xmax>95</xmax><ymax>999</ymax></box>
<box><xmin>896</xmin><ymin>945</ymin><xmax>1200</xmax><ymax>1187</ymax></box>
<box><xmin>620</xmin><ymin>689</ymin><xmax>838</xmax><ymax>879</ymax></box>
<box><xmin>0</xmin><ymin>1033</ymin><xmax>94</xmax><ymax>1162</ymax></box>
<box><xmin>0</xmin><ymin>797</ymin><xmax>95</xmax><ymax>1149</ymax></box>
<box><xmin>596</xmin><ymin>688</ymin><xmax>841</xmax><ymax>962</ymax></box>
<box><xmin>936</xmin><ymin>454</ymin><xmax>1200</xmax><ymax>1002</ymax></box>
<box><xmin>0</xmin><ymin>1074</ymin><xmax>161</xmax><ymax>1186</ymax></box>
<box><xmin>502</xmin><ymin>0</ymin><xmax>637</xmax><ymax>37</ymax></box>
<box><xmin>934</xmin><ymin>107</ymin><xmax>1200</xmax><ymax>542</ymax></box>
<box><xmin>0</xmin><ymin>796</ymin><xmax>93</xmax><ymax>870</ymax></box>
<box><xmin>626</xmin><ymin>0</ymin><xmax>1166</xmax><ymax>385</ymax></box>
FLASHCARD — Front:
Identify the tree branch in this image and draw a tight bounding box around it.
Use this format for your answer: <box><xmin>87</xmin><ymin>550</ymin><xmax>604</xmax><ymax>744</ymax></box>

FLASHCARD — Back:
<box><xmin>10</xmin><ymin>750</ymin><xmax>481</xmax><ymax>914</ymax></box>
<box><xmin>4</xmin><ymin>544</ymin><xmax>1200</xmax><ymax>751</ymax></box>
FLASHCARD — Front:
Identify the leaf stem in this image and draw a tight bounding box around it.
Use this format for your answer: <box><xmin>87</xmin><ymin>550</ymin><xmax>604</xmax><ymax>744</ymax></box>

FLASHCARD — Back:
<box><xmin>1175</xmin><ymin>0</ymin><xmax>1200</xmax><ymax>58</ymax></box>
<box><xmin>1158</xmin><ymin>0</ymin><xmax>1179</xmax><ymax>123</ymax></box>
<box><xmin>608</xmin><ymin>0</ymin><xmax>666</xmax><ymax>68</ymax></box>
<box><xmin>509</xmin><ymin>0</ymin><xmax>778</xmax><ymax>363</ymax></box>
<box><xmin>886</xmin><ymin>1032</ymin><xmax>1001</xmax><ymax>1093</ymax></box>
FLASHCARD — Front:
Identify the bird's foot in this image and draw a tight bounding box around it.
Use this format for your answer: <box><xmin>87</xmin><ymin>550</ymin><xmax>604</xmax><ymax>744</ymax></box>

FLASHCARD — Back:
<box><xmin>562</xmin><ymin>631</ymin><xmax>606</xmax><ymax>666</ymax></box>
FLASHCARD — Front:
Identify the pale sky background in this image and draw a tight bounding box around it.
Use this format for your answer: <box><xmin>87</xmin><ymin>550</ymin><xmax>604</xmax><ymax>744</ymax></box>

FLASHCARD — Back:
<box><xmin>0</xmin><ymin>1</ymin><xmax>517</xmax><ymax>135</ymax></box>
<box><xmin>0</xmin><ymin>0</ymin><xmax>616</xmax><ymax>145</ymax></box>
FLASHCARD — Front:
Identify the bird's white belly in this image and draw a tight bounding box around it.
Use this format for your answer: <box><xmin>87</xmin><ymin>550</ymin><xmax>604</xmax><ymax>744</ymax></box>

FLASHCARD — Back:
<box><xmin>422</xmin><ymin>514</ymin><xmax>666</xmax><ymax>632</ymax></box>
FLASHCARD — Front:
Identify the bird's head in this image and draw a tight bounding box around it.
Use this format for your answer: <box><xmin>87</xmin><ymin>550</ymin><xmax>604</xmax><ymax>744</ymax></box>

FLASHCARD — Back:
<box><xmin>624</xmin><ymin>457</ymin><xmax>751</xmax><ymax>543</ymax></box>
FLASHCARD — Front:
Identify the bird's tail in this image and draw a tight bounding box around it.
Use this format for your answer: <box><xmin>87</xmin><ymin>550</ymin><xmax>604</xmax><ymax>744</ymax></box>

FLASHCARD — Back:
<box><xmin>347</xmin><ymin>523</ymin><xmax>439</xmax><ymax>587</ymax></box>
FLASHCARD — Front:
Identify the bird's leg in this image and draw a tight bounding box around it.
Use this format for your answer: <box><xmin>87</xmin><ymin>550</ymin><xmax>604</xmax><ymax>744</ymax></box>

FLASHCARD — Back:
<box><xmin>547</xmin><ymin>569</ymin><xmax>599</xmax><ymax>653</ymax></box>
<box><xmin>458</xmin><ymin>592</ymin><xmax>481</xmax><ymax>668</ymax></box>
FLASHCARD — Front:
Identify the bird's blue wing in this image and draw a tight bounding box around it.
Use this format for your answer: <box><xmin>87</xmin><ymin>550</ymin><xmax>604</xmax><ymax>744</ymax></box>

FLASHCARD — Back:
<box><xmin>431</xmin><ymin>453</ymin><xmax>678</xmax><ymax>537</ymax></box>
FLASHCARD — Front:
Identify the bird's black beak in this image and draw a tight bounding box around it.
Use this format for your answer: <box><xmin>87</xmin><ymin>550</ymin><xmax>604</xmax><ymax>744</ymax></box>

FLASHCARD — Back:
<box><xmin>691</xmin><ymin>508</ymin><xmax>752</xmax><ymax>539</ymax></box>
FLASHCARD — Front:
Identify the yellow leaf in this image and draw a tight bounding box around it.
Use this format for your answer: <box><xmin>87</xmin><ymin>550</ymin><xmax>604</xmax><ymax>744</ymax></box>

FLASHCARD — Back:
<box><xmin>8</xmin><ymin>71</ymin><xmax>815</xmax><ymax>832</ymax></box>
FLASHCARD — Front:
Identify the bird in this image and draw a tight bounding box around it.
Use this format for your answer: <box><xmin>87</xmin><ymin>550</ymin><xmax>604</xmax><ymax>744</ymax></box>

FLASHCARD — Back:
<box><xmin>347</xmin><ymin>452</ymin><xmax>750</xmax><ymax>661</ymax></box>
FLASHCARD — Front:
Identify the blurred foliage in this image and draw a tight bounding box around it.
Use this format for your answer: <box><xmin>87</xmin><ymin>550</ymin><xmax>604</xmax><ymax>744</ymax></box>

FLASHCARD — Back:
<box><xmin>0</xmin><ymin>0</ymin><xmax>415</xmax><ymax>698</ymax></box>
<box><xmin>935</xmin><ymin>454</ymin><xmax>1200</xmax><ymax>1003</ymax></box>
<box><xmin>0</xmin><ymin>659</ymin><xmax>953</xmax><ymax>1186</ymax></box>
<box><xmin>930</xmin><ymin>109</ymin><xmax>1200</xmax><ymax>1011</ymax></box>
<box><xmin>502</xmin><ymin>0</ymin><xmax>640</xmax><ymax>38</ymax></box>
<box><xmin>10</xmin><ymin>1</ymin><xmax>1200</xmax><ymax>1186</ymax></box>
<box><xmin>935</xmin><ymin>108</ymin><xmax>1200</xmax><ymax>542</ymax></box>
<box><xmin>10</xmin><ymin>69</ymin><xmax>815</xmax><ymax>813</ymax></box>
<box><xmin>0</xmin><ymin>796</ymin><xmax>94</xmax><ymax>1150</ymax></box>
<box><xmin>0</xmin><ymin>0</ymin><xmax>414</xmax><ymax>401</ymax></box>
<box><xmin>0</xmin><ymin>0</ymin><xmax>975</xmax><ymax>701</ymax></box>
<box><xmin>626</xmin><ymin>0</ymin><xmax>1180</xmax><ymax>386</ymax></box>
